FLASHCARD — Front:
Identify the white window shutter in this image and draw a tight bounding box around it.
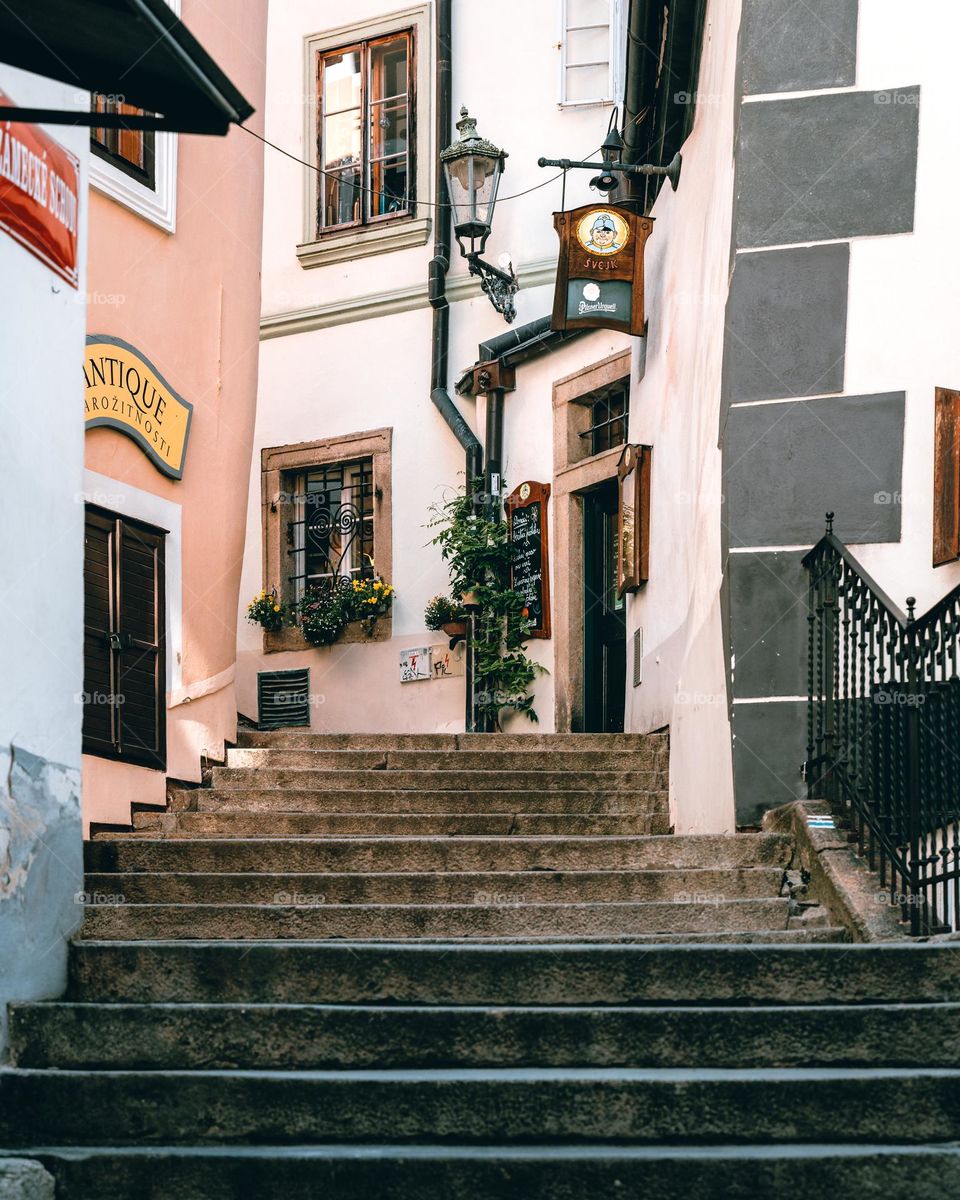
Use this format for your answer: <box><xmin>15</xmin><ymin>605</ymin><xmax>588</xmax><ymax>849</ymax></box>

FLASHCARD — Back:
<box><xmin>560</xmin><ymin>0</ymin><xmax>624</xmax><ymax>107</ymax></box>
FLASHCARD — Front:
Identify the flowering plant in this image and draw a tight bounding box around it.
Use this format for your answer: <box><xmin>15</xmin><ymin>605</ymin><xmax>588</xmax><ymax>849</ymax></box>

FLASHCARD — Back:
<box><xmin>298</xmin><ymin>584</ymin><xmax>354</xmax><ymax>646</ymax></box>
<box><xmin>246</xmin><ymin>589</ymin><xmax>290</xmax><ymax>632</ymax></box>
<box><xmin>351</xmin><ymin>576</ymin><xmax>395</xmax><ymax>617</ymax></box>
<box><xmin>424</xmin><ymin>594</ymin><xmax>465</xmax><ymax>631</ymax></box>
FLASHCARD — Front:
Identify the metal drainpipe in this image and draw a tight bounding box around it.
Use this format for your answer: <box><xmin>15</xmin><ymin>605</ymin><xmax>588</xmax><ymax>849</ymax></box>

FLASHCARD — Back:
<box><xmin>429</xmin><ymin>0</ymin><xmax>482</xmax><ymax>732</ymax></box>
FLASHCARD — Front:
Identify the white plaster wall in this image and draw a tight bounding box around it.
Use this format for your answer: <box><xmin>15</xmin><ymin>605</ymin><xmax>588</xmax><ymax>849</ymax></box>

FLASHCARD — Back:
<box><xmin>0</xmin><ymin>66</ymin><xmax>88</xmax><ymax>1052</ymax></box>
<box><xmin>619</xmin><ymin>0</ymin><xmax>741</xmax><ymax>833</ymax></box>
<box><xmin>243</xmin><ymin>0</ymin><xmax>648</xmax><ymax>731</ymax></box>
<box><xmin>839</xmin><ymin>0</ymin><xmax>960</xmax><ymax>616</ymax></box>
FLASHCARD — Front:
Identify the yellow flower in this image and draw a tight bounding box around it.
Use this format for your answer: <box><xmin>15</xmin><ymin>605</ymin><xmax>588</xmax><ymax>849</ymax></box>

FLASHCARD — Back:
<box><xmin>373</xmin><ymin>581</ymin><xmax>382</xmax><ymax>590</ymax></box>
<box><xmin>273</xmin><ymin>604</ymin><xmax>280</xmax><ymax>612</ymax></box>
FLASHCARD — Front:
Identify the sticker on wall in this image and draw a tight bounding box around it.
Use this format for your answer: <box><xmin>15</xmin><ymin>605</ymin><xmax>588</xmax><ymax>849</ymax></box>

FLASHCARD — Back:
<box><xmin>400</xmin><ymin>646</ymin><xmax>431</xmax><ymax>683</ymax></box>
<box><xmin>430</xmin><ymin>644</ymin><xmax>465</xmax><ymax>678</ymax></box>
<box><xmin>83</xmin><ymin>334</ymin><xmax>193</xmax><ymax>480</ymax></box>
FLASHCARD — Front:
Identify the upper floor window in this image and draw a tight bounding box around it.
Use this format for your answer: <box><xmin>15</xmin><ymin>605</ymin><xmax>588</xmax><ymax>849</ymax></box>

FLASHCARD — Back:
<box><xmin>583</xmin><ymin>377</ymin><xmax>630</xmax><ymax>455</ymax></box>
<box><xmin>560</xmin><ymin>0</ymin><xmax>626</xmax><ymax>107</ymax></box>
<box><xmin>91</xmin><ymin>97</ymin><xmax>156</xmax><ymax>189</ymax></box>
<box><xmin>317</xmin><ymin>31</ymin><xmax>413</xmax><ymax>235</ymax></box>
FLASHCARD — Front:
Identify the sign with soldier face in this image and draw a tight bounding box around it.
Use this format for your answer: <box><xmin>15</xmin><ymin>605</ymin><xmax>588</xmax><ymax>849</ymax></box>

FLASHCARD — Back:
<box><xmin>551</xmin><ymin>203</ymin><xmax>653</xmax><ymax>338</ymax></box>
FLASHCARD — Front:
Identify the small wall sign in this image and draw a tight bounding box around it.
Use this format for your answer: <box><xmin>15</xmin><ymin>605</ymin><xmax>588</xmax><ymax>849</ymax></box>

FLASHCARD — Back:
<box><xmin>84</xmin><ymin>335</ymin><xmax>193</xmax><ymax>480</ymax></box>
<box><xmin>618</xmin><ymin>444</ymin><xmax>652</xmax><ymax>594</ymax></box>
<box><xmin>430</xmin><ymin>644</ymin><xmax>465</xmax><ymax>678</ymax></box>
<box><xmin>505</xmin><ymin>481</ymin><xmax>551</xmax><ymax>639</ymax></box>
<box><xmin>551</xmin><ymin>203</ymin><xmax>654</xmax><ymax>338</ymax></box>
<box><xmin>400</xmin><ymin>646</ymin><xmax>431</xmax><ymax>682</ymax></box>
<box><xmin>0</xmin><ymin>90</ymin><xmax>80</xmax><ymax>287</ymax></box>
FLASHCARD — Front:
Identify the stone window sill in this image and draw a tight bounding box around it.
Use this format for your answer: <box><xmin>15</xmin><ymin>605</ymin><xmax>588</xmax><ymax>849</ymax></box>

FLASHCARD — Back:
<box><xmin>297</xmin><ymin>217</ymin><xmax>431</xmax><ymax>269</ymax></box>
<box><xmin>263</xmin><ymin>617</ymin><xmax>392</xmax><ymax>654</ymax></box>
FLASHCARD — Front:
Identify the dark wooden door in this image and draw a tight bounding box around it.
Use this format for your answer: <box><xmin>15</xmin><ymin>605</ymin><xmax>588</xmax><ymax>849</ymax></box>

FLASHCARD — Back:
<box><xmin>83</xmin><ymin>506</ymin><xmax>166</xmax><ymax>768</ymax></box>
<box><xmin>583</xmin><ymin>480</ymin><xmax>626</xmax><ymax>732</ymax></box>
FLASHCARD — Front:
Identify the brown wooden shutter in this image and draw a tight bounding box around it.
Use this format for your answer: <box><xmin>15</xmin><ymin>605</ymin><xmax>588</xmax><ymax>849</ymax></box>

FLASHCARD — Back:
<box><xmin>82</xmin><ymin>509</ymin><xmax>118</xmax><ymax>757</ymax></box>
<box><xmin>116</xmin><ymin>520</ymin><xmax>165</xmax><ymax>767</ymax></box>
<box><xmin>82</xmin><ymin>506</ymin><xmax>166</xmax><ymax>769</ymax></box>
<box><xmin>934</xmin><ymin>387</ymin><xmax>960</xmax><ymax>567</ymax></box>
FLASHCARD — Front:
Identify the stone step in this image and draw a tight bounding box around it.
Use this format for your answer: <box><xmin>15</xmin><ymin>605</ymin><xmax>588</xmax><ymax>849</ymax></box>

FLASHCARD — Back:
<box><xmin>77</xmin><ymin>897</ymin><xmax>792</xmax><ymax>940</ymax></box>
<box><xmin>234</xmin><ymin>731</ymin><xmax>667</xmax><ymax>751</ymax></box>
<box><xmin>85</xmin><ymin>833</ymin><xmax>794</xmax><ymax>874</ymax></box>
<box><xmin>225</xmin><ymin>749</ymin><xmax>668</xmax><ymax>772</ymax></box>
<box><xmin>9</xmin><ymin>1001</ymin><xmax>958</xmax><ymax>1071</ymax></box>
<box><xmin>209</xmin><ymin>768</ymin><xmax>665</xmax><ymax>791</ymax></box>
<box><xmin>79</xmin><ymin>867</ymin><xmax>783</xmax><ymax>906</ymax></box>
<box><xmin>10</xmin><ymin>1142</ymin><xmax>960</xmax><ymax>1200</ymax></box>
<box><xmin>68</xmin><ymin>942</ymin><xmax>930</xmax><ymax>1006</ymax></box>
<box><xmin>173</xmin><ymin>789</ymin><xmax>668</xmax><ymax>815</ymax></box>
<box><xmin>127</xmin><ymin>812</ymin><xmax>672</xmax><ymax>838</ymax></box>
<box><xmin>2</xmin><ymin>1067</ymin><xmax>959</xmax><ymax>1145</ymax></box>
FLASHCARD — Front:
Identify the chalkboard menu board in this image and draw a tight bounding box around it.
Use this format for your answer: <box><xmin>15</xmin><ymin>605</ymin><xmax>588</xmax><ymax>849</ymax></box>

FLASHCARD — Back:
<box><xmin>505</xmin><ymin>481</ymin><xmax>551</xmax><ymax>639</ymax></box>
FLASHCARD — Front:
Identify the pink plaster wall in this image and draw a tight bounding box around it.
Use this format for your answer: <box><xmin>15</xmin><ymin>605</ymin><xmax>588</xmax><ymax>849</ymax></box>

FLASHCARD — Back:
<box><xmin>82</xmin><ymin>0</ymin><xmax>268</xmax><ymax>827</ymax></box>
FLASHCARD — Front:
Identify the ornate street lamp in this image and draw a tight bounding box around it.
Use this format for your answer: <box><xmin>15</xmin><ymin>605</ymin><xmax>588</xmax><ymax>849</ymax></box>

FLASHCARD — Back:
<box><xmin>441</xmin><ymin>106</ymin><xmax>518</xmax><ymax>323</ymax></box>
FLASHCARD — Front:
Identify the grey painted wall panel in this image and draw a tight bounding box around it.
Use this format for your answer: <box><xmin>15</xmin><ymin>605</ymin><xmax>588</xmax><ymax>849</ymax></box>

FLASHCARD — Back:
<box><xmin>725</xmin><ymin>244</ymin><xmax>849</xmax><ymax>403</ymax></box>
<box><xmin>729</xmin><ymin>551</ymin><xmax>808</xmax><ymax>698</ymax></box>
<box><xmin>725</xmin><ymin>392</ymin><xmax>905</xmax><ymax>546</ymax></box>
<box><xmin>740</xmin><ymin>0</ymin><xmax>858</xmax><ymax>96</ymax></box>
<box><xmin>736</xmin><ymin>88</ymin><xmax>920</xmax><ymax>248</ymax></box>
<box><xmin>732</xmin><ymin>700</ymin><xmax>808</xmax><ymax>825</ymax></box>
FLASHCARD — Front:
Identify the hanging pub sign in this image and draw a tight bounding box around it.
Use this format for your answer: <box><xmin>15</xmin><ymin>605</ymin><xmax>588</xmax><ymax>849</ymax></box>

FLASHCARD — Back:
<box><xmin>505</xmin><ymin>481</ymin><xmax>551</xmax><ymax>639</ymax></box>
<box><xmin>83</xmin><ymin>335</ymin><xmax>194</xmax><ymax>480</ymax></box>
<box><xmin>617</xmin><ymin>443</ymin><xmax>652</xmax><ymax>595</ymax></box>
<box><xmin>0</xmin><ymin>90</ymin><xmax>80</xmax><ymax>287</ymax></box>
<box><xmin>551</xmin><ymin>203</ymin><xmax>653</xmax><ymax>338</ymax></box>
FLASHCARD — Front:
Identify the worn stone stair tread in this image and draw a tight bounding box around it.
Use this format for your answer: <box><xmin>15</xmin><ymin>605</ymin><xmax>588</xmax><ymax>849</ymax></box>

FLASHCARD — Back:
<box><xmin>234</xmin><ymin>731</ymin><xmax>667</xmax><ymax>750</ymax></box>
<box><xmin>177</xmin><ymin>789</ymin><xmax>669</xmax><ymax>814</ymax></box>
<box><xmin>76</xmin><ymin>940</ymin><xmax>959</xmax><ymax>1005</ymax></box>
<box><xmin>78</xmin><ymin>896</ymin><xmax>794</xmax><ymax>940</ymax></box>
<box><xmin>127</xmin><ymin>813</ymin><xmax>673</xmax><ymax>837</ymax></box>
<box><xmin>209</xmin><ymin>768</ymin><xmax>668</xmax><ymax>791</ymax></box>
<box><xmin>79</xmin><ymin>867</ymin><xmax>785</xmax><ymax>905</ymax></box>
<box><xmin>225</xmin><ymin>749</ymin><xmax>668</xmax><ymax>769</ymax></box>
<box><xmin>8</xmin><ymin>1142</ymin><xmax>960</xmax><ymax>1200</ymax></box>
<box><xmin>85</xmin><ymin>833</ymin><xmax>794</xmax><ymax>872</ymax></box>
<box><xmin>12</xmin><ymin>1000</ymin><xmax>960</xmax><ymax>1070</ymax></box>
<box><xmin>4</xmin><ymin>1066</ymin><xmax>960</xmax><ymax>1147</ymax></box>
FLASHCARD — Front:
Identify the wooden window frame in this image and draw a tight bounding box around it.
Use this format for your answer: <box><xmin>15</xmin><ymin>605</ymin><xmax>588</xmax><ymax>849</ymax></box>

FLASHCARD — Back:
<box><xmin>261</xmin><ymin>428</ymin><xmax>393</xmax><ymax>652</ymax></box>
<box><xmin>559</xmin><ymin>0</ymin><xmax>626</xmax><ymax>108</ymax></box>
<box><xmin>315</xmin><ymin>29</ymin><xmax>415</xmax><ymax>237</ymax></box>
<box><xmin>934</xmin><ymin>386</ymin><xmax>960</xmax><ymax>567</ymax></box>
<box><xmin>83</xmin><ymin>506</ymin><xmax>167</xmax><ymax>770</ymax></box>
<box><xmin>90</xmin><ymin>96</ymin><xmax>157</xmax><ymax>190</ymax></box>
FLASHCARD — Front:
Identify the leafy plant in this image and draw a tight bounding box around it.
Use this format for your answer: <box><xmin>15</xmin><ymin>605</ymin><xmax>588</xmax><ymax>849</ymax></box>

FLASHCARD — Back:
<box><xmin>350</xmin><ymin>575</ymin><xmax>395</xmax><ymax>636</ymax></box>
<box><xmin>247</xmin><ymin>589</ymin><xmax>291</xmax><ymax>632</ymax></box>
<box><xmin>427</xmin><ymin>481</ymin><xmax>545</xmax><ymax>727</ymax></box>
<box><xmin>297</xmin><ymin>583</ymin><xmax>355</xmax><ymax>646</ymax></box>
<box><xmin>424</xmin><ymin>594</ymin><xmax>464</xmax><ymax>631</ymax></box>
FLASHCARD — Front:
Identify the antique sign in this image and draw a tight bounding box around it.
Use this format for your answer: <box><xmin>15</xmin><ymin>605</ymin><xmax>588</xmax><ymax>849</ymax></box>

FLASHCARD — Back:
<box><xmin>551</xmin><ymin>202</ymin><xmax>654</xmax><ymax>337</ymax></box>
<box><xmin>618</xmin><ymin>444</ymin><xmax>652</xmax><ymax>594</ymax></box>
<box><xmin>505</xmin><ymin>481</ymin><xmax>551</xmax><ymax>639</ymax></box>
<box><xmin>0</xmin><ymin>90</ymin><xmax>80</xmax><ymax>287</ymax></box>
<box><xmin>84</xmin><ymin>335</ymin><xmax>194</xmax><ymax>480</ymax></box>
<box><xmin>400</xmin><ymin>646</ymin><xmax>431</xmax><ymax>682</ymax></box>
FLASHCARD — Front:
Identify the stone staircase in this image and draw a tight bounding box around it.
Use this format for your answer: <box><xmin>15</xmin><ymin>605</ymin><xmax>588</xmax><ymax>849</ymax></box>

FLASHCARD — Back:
<box><xmin>5</xmin><ymin>731</ymin><xmax>960</xmax><ymax>1196</ymax></box>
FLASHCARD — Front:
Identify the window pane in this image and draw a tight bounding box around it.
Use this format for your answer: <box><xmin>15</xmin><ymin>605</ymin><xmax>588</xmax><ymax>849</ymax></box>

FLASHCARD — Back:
<box><xmin>323</xmin><ymin>49</ymin><xmax>361</xmax><ymax>114</ymax></box>
<box><xmin>565</xmin><ymin>62</ymin><xmax>610</xmax><ymax>102</ymax></box>
<box><xmin>370</xmin><ymin>37</ymin><xmax>408</xmax><ymax>102</ymax></box>
<box><xmin>567</xmin><ymin>0</ymin><xmax>610</xmax><ymax>29</ymax></box>
<box><xmin>370</xmin><ymin>99</ymin><xmax>408</xmax><ymax>161</ymax></box>
<box><xmin>566</xmin><ymin>25</ymin><xmax>610</xmax><ymax>66</ymax></box>
<box><xmin>322</xmin><ymin>108</ymin><xmax>362</xmax><ymax>227</ymax></box>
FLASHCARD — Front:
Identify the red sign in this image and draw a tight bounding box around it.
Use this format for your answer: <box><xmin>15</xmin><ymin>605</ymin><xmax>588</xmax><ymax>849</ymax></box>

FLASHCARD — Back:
<box><xmin>0</xmin><ymin>91</ymin><xmax>79</xmax><ymax>288</ymax></box>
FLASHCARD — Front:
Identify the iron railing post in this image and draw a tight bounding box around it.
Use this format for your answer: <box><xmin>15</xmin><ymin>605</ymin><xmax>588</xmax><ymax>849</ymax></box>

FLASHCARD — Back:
<box><xmin>904</xmin><ymin>599</ymin><xmax>924</xmax><ymax>933</ymax></box>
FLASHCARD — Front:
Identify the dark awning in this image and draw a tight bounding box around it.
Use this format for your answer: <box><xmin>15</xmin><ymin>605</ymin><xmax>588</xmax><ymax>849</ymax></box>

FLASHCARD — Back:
<box><xmin>0</xmin><ymin>0</ymin><xmax>253</xmax><ymax>134</ymax></box>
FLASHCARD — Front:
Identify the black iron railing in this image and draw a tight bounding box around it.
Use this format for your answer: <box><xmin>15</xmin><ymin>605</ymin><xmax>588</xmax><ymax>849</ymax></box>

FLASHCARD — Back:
<box><xmin>804</xmin><ymin>513</ymin><xmax>960</xmax><ymax>934</ymax></box>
